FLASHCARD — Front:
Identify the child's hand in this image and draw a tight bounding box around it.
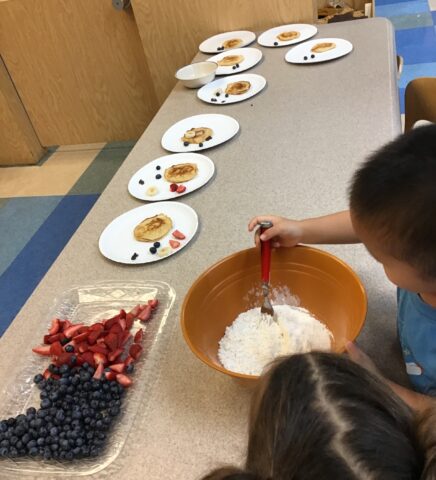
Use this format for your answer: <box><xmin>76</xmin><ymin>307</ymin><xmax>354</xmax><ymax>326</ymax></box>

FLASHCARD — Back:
<box><xmin>248</xmin><ymin>216</ymin><xmax>303</xmax><ymax>248</ymax></box>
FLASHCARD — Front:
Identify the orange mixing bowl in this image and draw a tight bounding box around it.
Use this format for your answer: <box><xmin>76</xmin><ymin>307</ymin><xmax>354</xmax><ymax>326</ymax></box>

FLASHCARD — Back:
<box><xmin>181</xmin><ymin>246</ymin><xmax>367</xmax><ymax>383</ymax></box>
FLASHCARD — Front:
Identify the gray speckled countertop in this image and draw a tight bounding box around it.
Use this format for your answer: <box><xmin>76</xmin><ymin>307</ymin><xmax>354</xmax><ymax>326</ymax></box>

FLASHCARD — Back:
<box><xmin>0</xmin><ymin>18</ymin><xmax>402</xmax><ymax>479</ymax></box>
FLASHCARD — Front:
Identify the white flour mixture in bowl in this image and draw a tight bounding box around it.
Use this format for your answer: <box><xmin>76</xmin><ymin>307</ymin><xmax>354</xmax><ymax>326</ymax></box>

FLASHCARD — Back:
<box><xmin>218</xmin><ymin>305</ymin><xmax>333</xmax><ymax>376</ymax></box>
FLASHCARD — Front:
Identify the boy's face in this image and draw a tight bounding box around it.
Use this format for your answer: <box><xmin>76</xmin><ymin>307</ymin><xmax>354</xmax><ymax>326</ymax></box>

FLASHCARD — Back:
<box><xmin>351</xmin><ymin>214</ymin><xmax>436</xmax><ymax>294</ymax></box>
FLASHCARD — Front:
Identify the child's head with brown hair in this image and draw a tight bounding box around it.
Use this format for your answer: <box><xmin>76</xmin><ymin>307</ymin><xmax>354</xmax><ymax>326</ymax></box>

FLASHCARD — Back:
<box><xmin>349</xmin><ymin>124</ymin><xmax>436</xmax><ymax>293</ymax></box>
<box><xmin>202</xmin><ymin>352</ymin><xmax>436</xmax><ymax>480</ymax></box>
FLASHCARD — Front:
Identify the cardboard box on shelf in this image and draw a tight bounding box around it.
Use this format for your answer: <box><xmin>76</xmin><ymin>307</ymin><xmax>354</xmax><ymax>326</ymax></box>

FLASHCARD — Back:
<box><xmin>317</xmin><ymin>1</ymin><xmax>374</xmax><ymax>23</ymax></box>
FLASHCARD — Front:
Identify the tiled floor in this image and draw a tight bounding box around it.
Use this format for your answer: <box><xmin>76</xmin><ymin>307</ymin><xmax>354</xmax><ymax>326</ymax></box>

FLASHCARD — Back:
<box><xmin>0</xmin><ymin>141</ymin><xmax>134</xmax><ymax>335</ymax></box>
<box><xmin>376</xmin><ymin>0</ymin><xmax>436</xmax><ymax>114</ymax></box>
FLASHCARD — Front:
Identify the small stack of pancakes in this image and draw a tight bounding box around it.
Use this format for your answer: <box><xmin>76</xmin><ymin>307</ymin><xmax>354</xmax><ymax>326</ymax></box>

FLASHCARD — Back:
<box><xmin>134</xmin><ymin>214</ymin><xmax>173</xmax><ymax>242</ymax></box>
<box><xmin>181</xmin><ymin>127</ymin><xmax>213</xmax><ymax>144</ymax></box>
<box><xmin>164</xmin><ymin>163</ymin><xmax>198</xmax><ymax>183</ymax></box>
<box><xmin>276</xmin><ymin>31</ymin><xmax>300</xmax><ymax>42</ymax></box>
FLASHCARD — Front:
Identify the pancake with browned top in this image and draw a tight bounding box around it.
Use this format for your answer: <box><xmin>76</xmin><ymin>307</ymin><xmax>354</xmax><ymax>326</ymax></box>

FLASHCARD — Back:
<box><xmin>165</xmin><ymin>163</ymin><xmax>198</xmax><ymax>183</ymax></box>
<box><xmin>311</xmin><ymin>42</ymin><xmax>336</xmax><ymax>53</ymax></box>
<box><xmin>222</xmin><ymin>38</ymin><xmax>242</xmax><ymax>49</ymax></box>
<box><xmin>225</xmin><ymin>80</ymin><xmax>251</xmax><ymax>95</ymax></box>
<box><xmin>181</xmin><ymin>127</ymin><xmax>213</xmax><ymax>145</ymax></box>
<box><xmin>217</xmin><ymin>54</ymin><xmax>244</xmax><ymax>67</ymax></box>
<box><xmin>277</xmin><ymin>31</ymin><xmax>300</xmax><ymax>42</ymax></box>
<box><xmin>134</xmin><ymin>213</ymin><xmax>173</xmax><ymax>242</ymax></box>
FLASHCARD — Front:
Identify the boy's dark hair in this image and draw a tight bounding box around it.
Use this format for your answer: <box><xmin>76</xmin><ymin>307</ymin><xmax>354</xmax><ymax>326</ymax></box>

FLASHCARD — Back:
<box><xmin>349</xmin><ymin>124</ymin><xmax>436</xmax><ymax>278</ymax></box>
<box><xmin>203</xmin><ymin>353</ymin><xmax>430</xmax><ymax>480</ymax></box>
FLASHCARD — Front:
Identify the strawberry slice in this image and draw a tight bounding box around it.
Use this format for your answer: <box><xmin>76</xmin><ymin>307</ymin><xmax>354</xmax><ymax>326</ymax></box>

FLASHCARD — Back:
<box><xmin>50</xmin><ymin>341</ymin><xmax>64</xmax><ymax>357</ymax></box>
<box><xmin>63</xmin><ymin>324</ymin><xmax>84</xmax><ymax>339</ymax></box>
<box><xmin>105</xmin><ymin>371</ymin><xmax>117</xmax><ymax>381</ymax></box>
<box><xmin>60</xmin><ymin>319</ymin><xmax>72</xmax><ymax>331</ymax></box>
<box><xmin>78</xmin><ymin>341</ymin><xmax>90</xmax><ymax>353</ymax></box>
<box><xmin>93</xmin><ymin>363</ymin><xmax>104</xmax><ymax>380</ymax></box>
<box><xmin>88</xmin><ymin>326</ymin><xmax>104</xmax><ymax>345</ymax></box>
<box><xmin>129</xmin><ymin>343</ymin><xmax>143</xmax><ymax>360</ymax></box>
<box><xmin>104</xmin><ymin>333</ymin><xmax>118</xmax><ymax>352</ymax></box>
<box><xmin>109</xmin><ymin>323</ymin><xmax>123</xmax><ymax>335</ymax></box>
<box><xmin>138</xmin><ymin>305</ymin><xmax>152</xmax><ymax>322</ymax></box>
<box><xmin>125</xmin><ymin>313</ymin><xmax>134</xmax><ymax>330</ymax></box>
<box><xmin>73</xmin><ymin>331</ymin><xmax>89</xmax><ymax>343</ymax></box>
<box><xmin>90</xmin><ymin>322</ymin><xmax>104</xmax><ymax>331</ymax></box>
<box><xmin>118</xmin><ymin>318</ymin><xmax>126</xmax><ymax>331</ymax></box>
<box><xmin>109</xmin><ymin>363</ymin><xmax>125</xmax><ymax>373</ymax></box>
<box><xmin>124</xmin><ymin>356</ymin><xmax>134</xmax><ymax>366</ymax></box>
<box><xmin>104</xmin><ymin>314</ymin><xmax>122</xmax><ymax>330</ymax></box>
<box><xmin>176</xmin><ymin>185</ymin><xmax>186</xmax><ymax>194</ymax></box>
<box><xmin>129</xmin><ymin>305</ymin><xmax>141</xmax><ymax>318</ymax></box>
<box><xmin>49</xmin><ymin>318</ymin><xmax>61</xmax><ymax>335</ymax></box>
<box><xmin>93</xmin><ymin>352</ymin><xmax>107</xmax><ymax>365</ymax></box>
<box><xmin>43</xmin><ymin>368</ymin><xmax>52</xmax><ymax>380</ymax></box>
<box><xmin>169</xmin><ymin>240</ymin><xmax>180</xmax><ymax>249</ymax></box>
<box><xmin>134</xmin><ymin>329</ymin><xmax>144</xmax><ymax>344</ymax></box>
<box><xmin>81</xmin><ymin>351</ymin><xmax>95</xmax><ymax>367</ymax></box>
<box><xmin>172</xmin><ymin>230</ymin><xmax>186</xmax><ymax>240</ymax></box>
<box><xmin>148</xmin><ymin>299</ymin><xmax>159</xmax><ymax>309</ymax></box>
<box><xmin>108</xmin><ymin>348</ymin><xmax>124</xmax><ymax>363</ymax></box>
<box><xmin>116</xmin><ymin>374</ymin><xmax>132</xmax><ymax>388</ymax></box>
<box><xmin>89</xmin><ymin>344</ymin><xmax>108</xmax><ymax>355</ymax></box>
<box><xmin>56</xmin><ymin>352</ymin><xmax>73</xmax><ymax>366</ymax></box>
<box><xmin>169</xmin><ymin>183</ymin><xmax>178</xmax><ymax>192</ymax></box>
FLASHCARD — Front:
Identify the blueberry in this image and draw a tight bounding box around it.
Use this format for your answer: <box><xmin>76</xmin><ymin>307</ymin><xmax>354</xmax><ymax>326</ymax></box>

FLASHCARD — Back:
<box><xmin>51</xmin><ymin>443</ymin><xmax>58</xmax><ymax>451</ymax></box>
<box><xmin>43</xmin><ymin>451</ymin><xmax>52</xmax><ymax>460</ymax></box>
<box><xmin>0</xmin><ymin>421</ymin><xmax>8</xmax><ymax>433</ymax></box>
<box><xmin>33</xmin><ymin>374</ymin><xmax>44</xmax><ymax>384</ymax></box>
<box><xmin>125</xmin><ymin>364</ymin><xmax>134</xmax><ymax>374</ymax></box>
<box><xmin>9</xmin><ymin>447</ymin><xmax>18</xmax><ymax>457</ymax></box>
<box><xmin>0</xmin><ymin>439</ymin><xmax>9</xmax><ymax>448</ymax></box>
<box><xmin>27</xmin><ymin>439</ymin><xmax>37</xmax><ymax>449</ymax></box>
<box><xmin>232</xmin><ymin>66</ymin><xmax>236</xmax><ymax>70</ymax></box>
<box><xmin>37</xmin><ymin>437</ymin><xmax>45</xmax><ymax>446</ymax></box>
<box><xmin>149</xmin><ymin>246</ymin><xmax>157</xmax><ymax>254</ymax></box>
<box><xmin>199</xmin><ymin>143</ymin><xmax>203</xmax><ymax>148</ymax></box>
<box><xmin>138</xmin><ymin>179</ymin><xmax>145</xmax><ymax>185</ymax></box>
<box><xmin>274</xmin><ymin>42</ymin><xmax>278</xmax><ymax>46</ymax></box>
<box><xmin>183</xmin><ymin>141</ymin><xmax>189</xmax><ymax>147</ymax></box>
<box><xmin>48</xmin><ymin>364</ymin><xmax>58</xmax><ymax>374</ymax></box>
<box><xmin>29</xmin><ymin>447</ymin><xmax>38</xmax><ymax>456</ymax></box>
<box><xmin>131</xmin><ymin>253</ymin><xmax>138</xmax><ymax>261</ymax></box>
<box><xmin>155</xmin><ymin>174</ymin><xmax>162</xmax><ymax>179</ymax></box>
<box><xmin>22</xmin><ymin>433</ymin><xmax>31</xmax><ymax>444</ymax></box>
<box><xmin>0</xmin><ymin>447</ymin><xmax>8</xmax><ymax>456</ymax></box>
<box><xmin>211</xmin><ymin>98</ymin><xmax>217</xmax><ymax>102</ymax></box>
<box><xmin>82</xmin><ymin>362</ymin><xmax>90</xmax><ymax>370</ymax></box>
<box><xmin>7</xmin><ymin>418</ymin><xmax>15</xmax><ymax>427</ymax></box>
<box><xmin>65</xmin><ymin>345</ymin><xmax>74</xmax><ymax>353</ymax></box>
<box><xmin>156</xmin><ymin>165</ymin><xmax>161</xmax><ymax>170</ymax></box>
<box><xmin>225</xmin><ymin>94</ymin><xmax>229</xmax><ymax>98</ymax></box>
<box><xmin>304</xmin><ymin>56</ymin><xmax>308</xmax><ymax>61</ymax></box>
<box><xmin>41</xmin><ymin>399</ymin><xmax>51</xmax><ymax>409</ymax></box>
<box><xmin>56</xmin><ymin>410</ymin><xmax>65</xmax><ymax>422</ymax></box>
<box><xmin>70</xmin><ymin>355</ymin><xmax>77</xmax><ymax>365</ymax></box>
<box><xmin>61</xmin><ymin>338</ymin><xmax>69</xmax><ymax>345</ymax></box>
<box><xmin>311</xmin><ymin>54</ymin><xmax>315</xmax><ymax>59</ymax></box>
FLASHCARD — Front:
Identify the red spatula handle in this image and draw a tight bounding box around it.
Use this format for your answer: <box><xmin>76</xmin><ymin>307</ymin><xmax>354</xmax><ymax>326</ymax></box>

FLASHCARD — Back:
<box><xmin>260</xmin><ymin>222</ymin><xmax>272</xmax><ymax>284</ymax></box>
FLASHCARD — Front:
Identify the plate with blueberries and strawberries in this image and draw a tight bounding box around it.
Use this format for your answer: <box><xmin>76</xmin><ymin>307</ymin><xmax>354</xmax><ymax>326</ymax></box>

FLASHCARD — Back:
<box><xmin>258</xmin><ymin>24</ymin><xmax>317</xmax><ymax>48</ymax></box>
<box><xmin>99</xmin><ymin>201</ymin><xmax>198</xmax><ymax>264</ymax></box>
<box><xmin>206</xmin><ymin>47</ymin><xmax>263</xmax><ymax>76</ymax></box>
<box><xmin>285</xmin><ymin>37</ymin><xmax>353</xmax><ymax>64</ymax></box>
<box><xmin>161</xmin><ymin>113</ymin><xmax>239</xmax><ymax>153</ymax></box>
<box><xmin>199</xmin><ymin>30</ymin><xmax>256</xmax><ymax>54</ymax></box>
<box><xmin>128</xmin><ymin>153</ymin><xmax>215</xmax><ymax>202</ymax></box>
<box><xmin>197</xmin><ymin>73</ymin><xmax>266</xmax><ymax>105</ymax></box>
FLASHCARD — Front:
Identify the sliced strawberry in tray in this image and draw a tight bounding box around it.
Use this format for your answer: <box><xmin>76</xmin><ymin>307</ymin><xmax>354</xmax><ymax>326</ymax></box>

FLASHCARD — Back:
<box><xmin>88</xmin><ymin>327</ymin><xmax>103</xmax><ymax>345</ymax></box>
<box><xmin>138</xmin><ymin>305</ymin><xmax>152</xmax><ymax>322</ymax></box>
<box><xmin>116</xmin><ymin>374</ymin><xmax>132</xmax><ymax>388</ymax></box>
<box><xmin>105</xmin><ymin>370</ymin><xmax>117</xmax><ymax>381</ymax></box>
<box><xmin>56</xmin><ymin>352</ymin><xmax>74</xmax><ymax>366</ymax></box>
<box><xmin>89</xmin><ymin>344</ymin><xmax>108</xmax><ymax>355</ymax></box>
<box><xmin>120</xmin><ymin>332</ymin><xmax>132</xmax><ymax>347</ymax></box>
<box><xmin>108</xmin><ymin>348</ymin><xmax>124</xmax><ymax>363</ymax></box>
<box><xmin>125</xmin><ymin>313</ymin><xmax>134</xmax><ymax>330</ymax></box>
<box><xmin>50</xmin><ymin>341</ymin><xmax>64</xmax><ymax>357</ymax></box>
<box><xmin>93</xmin><ymin>363</ymin><xmax>105</xmax><ymax>380</ymax></box>
<box><xmin>73</xmin><ymin>331</ymin><xmax>89</xmax><ymax>343</ymax></box>
<box><xmin>148</xmin><ymin>299</ymin><xmax>159</xmax><ymax>309</ymax></box>
<box><xmin>63</xmin><ymin>324</ymin><xmax>84</xmax><ymax>339</ymax></box>
<box><xmin>49</xmin><ymin>318</ymin><xmax>61</xmax><ymax>335</ymax></box>
<box><xmin>104</xmin><ymin>333</ymin><xmax>118</xmax><ymax>352</ymax></box>
<box><xmin>93</xmin><ymin>352</ymin><xmax>107</xmax><ymax>365</ymax></box>
<box><xmin>118</xmin><ymin>318</ymin><xmax>126</xmax><ymax>331</ymax></box>
<box><xmin>109</xmin><ymin>363</ymin><xmax>125</xmax><ymax>374</ymax></box>
<box><xmin>124</xmin><ymin>356</ymin><xmax>134</xmax><ymax>367</ymax></box>
<box><xmin>43</xmin><ymin>368</ymin><xmax>52</xmax><ymax>380</ymax></box>
<box><xmin>129</xmin><ymin>343</ymin><xmax>143</xmax><ymax>360</ymax></box>
<box><xmin>134</xmin><ymin>329</ymin><xmax>144</xmax><ymax>344</ymax></box>
<box><xmin>129</xmin><ymin>305</ymin><xmax>141</xmax><ymax>318</ymax></box>
<box><xmin>78</xmin><ymin>341</ymin><xmax>90</xmax><ymax>353</ymax></box>
<box><xmin>81</xmin><ymin>351</ymin><xmax>95</xmax><ymax>367</ymax></box>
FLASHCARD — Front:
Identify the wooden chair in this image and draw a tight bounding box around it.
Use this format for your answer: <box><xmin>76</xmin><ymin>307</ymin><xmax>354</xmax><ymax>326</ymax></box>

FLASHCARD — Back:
<box><xmin>404</xmin><ymin>77</ymin><xmax>436</xmax><ymax>131</ymax></box>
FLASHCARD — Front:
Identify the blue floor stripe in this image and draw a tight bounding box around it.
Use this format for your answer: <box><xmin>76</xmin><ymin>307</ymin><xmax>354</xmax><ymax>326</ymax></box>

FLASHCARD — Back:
<box><xmin>0</xmin><ymin>194</ymin><xmax>98</xmax><ymax>336</ymax></box>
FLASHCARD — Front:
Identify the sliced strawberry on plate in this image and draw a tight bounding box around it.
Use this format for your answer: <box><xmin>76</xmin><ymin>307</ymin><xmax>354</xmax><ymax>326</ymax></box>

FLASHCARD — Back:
<box><xmin>170</xmin><ymin>183</ymin><xmax>178</xmax><ymax>192</ymax></box>
<box><xmin>109</xmin><ymin>363</ymin><xmax>125</xmax><ymax>373</ymax></box>
<box><xmin>88</xmin><ymin>326</ymin><xmax>104</xmax><ymax>345</ymax></box>
<box><xmin>49</xmin><ymin>318</ymin><xmax>61</xmax><ymax>335</ymax></box>
<box><xmin>176</xmin><ymin>185</ymin><xmax>186</xmax><ymax>194</ymax></box>
<box><xmin>93</xmin><ymin>352</ymin><xmax>107</xmax><ymax>365</ymax></box>
<box><xmin>138</xmin><ymin>305</ymin><xmax>152</xmax><ymax>322</ymax></box>
<box><xmin>124</xmin><ymin>355</ymin><xmax>135</xmax><ymax>366</ymax></box>
<box><xmin>56</xmin><ymin>352</ymin><xmax>73</xmax><ymax>366</ymax></box>
<box><xmin>108</xmin><ymin>348</ymin><xmax>124</xmax><ymax>363</ymax></box>
<box><xmin>109</xmin><ymin>323</ymin><xmax>123</xmax><ymax>336</ymax></box>
<box><xmin>116</xmin><ymin>374</ymin><xmax>132</xmax><ymax>388</ymax></box>
<box><xmin>93</xmin><ymin>363</ymin><xmax>105</xmax><ymax>380</ymax></box>
<box><xmin>169</xmin><ymin>239</ymin><xmax>181</xmax><ymax>249</ymax></box>
<box><xmin>118</xmin><ymin>318</ymin><xmax>126</xmax><ymax>331</ymax></box>
<box><xmin>50</xmin><ymin>341</ymin><xmax>64</xmax><ymax>357</ymax></box>
<box><xmin>172</xmin><ymin>229</ymin><xmax>186</xmax><ymax>240</ymax></box>
<box><xmin>129</xmin><ymin>343</ymin><xmax>143</xmax><ymax>360</ymax></box>
<box><xmin>105</xmin><ymin>370</ymin><xmax>117</xmax><ymax>381</ymax></box>
<box><xmin>78</xmin><ymin>341</ymin><xmax>90</xmax><ymax>353</ymax></box>
<box><xmin>148</xmin><ymin>298</ymin><xmax>159</xmax><ymax>309</ymax></box>
<box><xmin>104</xmin><ymin>333</ymin><xmax>118</xmax><ymax>352</ymax></box>
<box><xmin>104</xmin><ymin>314</ymin><xmax>122</xmax><ymax>330</ymax></box>
<box><xmin>134</xmin><ymin>329</ymin><xmax>144</xmax><ymax>344</ymax></box>
<box><xmin>125</xmin><ymin>313</ymin><xmax>134</xmax><ymax>330</ymax></box>
<box><xmin>43</xmin><ymin>368</ymin><xmax>52</xmax><ymax>380</ymax></box>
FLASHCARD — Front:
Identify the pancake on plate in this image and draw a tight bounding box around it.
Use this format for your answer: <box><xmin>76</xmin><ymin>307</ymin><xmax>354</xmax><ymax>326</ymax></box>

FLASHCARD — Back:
<box><xmin>225</xmin><ymin>81</ymin><xmax>251</xmax><ymax>95</ymax></box>
<box><xmin>181</xmin><ymin>127</ymin><xmax>213</xmax><ymax>145</ymax></box>
<box><xmin>222</xmin><ymin>38</ymin><xmax>242</xmax><ymax>49</ymax></box>
<box><xmin>217</xmin><ymin>54</ymin><xmax>244</xmax><ymax>67</ymax></box>
<box><xmin>164</xmin><ymin>163</ymin><xmax>198</xmax><ymax>183</ymax></box>
<box><xmin>311</xmin><ymin>42</ymin><xmax>336</xmax><ymax>53</ymax></box>
<box><xmin>277</xmin><ymin>31</ymin><xmax>300</xmax><ymax>42</ymax></box>
<box><xmin>134</xmin><ymin>213</ymin><xmax>173</xmax><ymax>242</ymax></box>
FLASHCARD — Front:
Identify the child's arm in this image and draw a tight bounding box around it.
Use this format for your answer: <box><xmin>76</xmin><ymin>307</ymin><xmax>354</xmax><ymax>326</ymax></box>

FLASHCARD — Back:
<box><xmin>346</xmin><ymin>342</ymin><xmax>435</xmax><ymax>413</ymax></box>
<box><xmin>248</xmin><ymin>210</ymin><xmax>361</xmax><ymax>248</ymax></box>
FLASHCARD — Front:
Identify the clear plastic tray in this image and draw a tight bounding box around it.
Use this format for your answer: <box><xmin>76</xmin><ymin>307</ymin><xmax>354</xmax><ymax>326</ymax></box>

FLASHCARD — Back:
<box><xmin>0</xmin><ymin>281</ymin><xmax>175</xmax><ymax>477</ymax></box>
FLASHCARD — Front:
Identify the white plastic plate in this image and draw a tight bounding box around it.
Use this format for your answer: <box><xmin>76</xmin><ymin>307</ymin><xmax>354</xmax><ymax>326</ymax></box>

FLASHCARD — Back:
<box><xmin>199</xmin><ymin>30</ymin><xmax>256</xmax><ymax>54</ymax></box>
<box><xmin>285</xmin><ymin>37</ymin><xmax>353</xmax><ymax>64</ymax></box>
<box><xmin>258</xmin><ymin>24</ymin><xmax>317</xmax><ymax>47</ymax></box>
<box><xmin>206</xmin><ymin>47</ymin><xmax>263</xmax><ymax>75</ymax></box>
